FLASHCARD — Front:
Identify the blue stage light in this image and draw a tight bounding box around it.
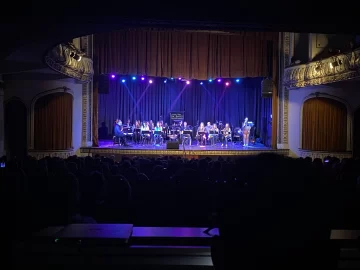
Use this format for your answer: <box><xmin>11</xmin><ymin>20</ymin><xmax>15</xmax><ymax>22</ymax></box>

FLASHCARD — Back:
<box><xmin>208</xmin><ymin>79</ymin><xmax>212</xmax><ymax>82</ymax></box>
<box><xmin>132</xmin><ymin>76</ymin><xmax>136</xmax><ymax>80</ymax></box>
<box><xmin>200</xmin><ymin>82</ymin><xmax>203</xmax><ymax>85</ymax></box>
<box><xmin>236</xmin><ymin>79</ymin><xmax>240</xmax><ymax>82</ymax></box>
<box><xmin>164</xmin><ymin>80</ymin><xmax>167</xmax><ymax>83</ymax></box>
<box><xmin>122</xmin><ymin>79</ymin><xmax>126</xmax><ymax>83</ymax></box>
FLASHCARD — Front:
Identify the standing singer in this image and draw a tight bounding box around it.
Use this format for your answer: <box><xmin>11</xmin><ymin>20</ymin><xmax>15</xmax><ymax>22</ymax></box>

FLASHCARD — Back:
<box><xmin>242</xmin><ymin>117</ymin><xmax>250</xmax><ymax>147</ymax></box>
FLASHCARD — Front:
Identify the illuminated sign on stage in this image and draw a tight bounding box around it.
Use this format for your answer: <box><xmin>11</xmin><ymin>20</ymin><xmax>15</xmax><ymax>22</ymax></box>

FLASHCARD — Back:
<box><xmin>170</xmin><ymin>112</ymin><xmax>184</xmax><ymax>121</ymax></box>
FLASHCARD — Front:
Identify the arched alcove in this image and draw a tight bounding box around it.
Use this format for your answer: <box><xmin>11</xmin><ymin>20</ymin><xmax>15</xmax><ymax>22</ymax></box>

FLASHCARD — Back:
<box><xmin>354</xmin><ymin>107</ymin><xmax>360</xmax><ymax>158</ymax></box>
<box><xmin>32</xmin><ymin>91</ymin><xmax>73</xmax><ymax>150</ymax></box>
<box><xmin>301</xmin><ymin>96</ymin><xmax>348</xmax><ymax>152</ymax></box>
<box><xmin>5</xmin><ymin>98</ymin><xmax>27</xmax><ymax>159</ymax></box>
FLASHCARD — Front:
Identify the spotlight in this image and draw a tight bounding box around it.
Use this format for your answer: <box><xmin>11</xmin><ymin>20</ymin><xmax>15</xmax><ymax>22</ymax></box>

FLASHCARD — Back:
<box><xmin>186</xmin><ymin>81</ymin><xmax>190</xmax><ymax>84</ymax></box>
<box><xmin>200</xmin><ymin>82</ymin><xmax>203</xmax><ymax>85</ymax></box>
<box><xmin>217</xmin><ymin>79</ymin><xmax>221</xmax><ymax>82</ymax></box>
<box><xmin>149</xmin><ymin>80</ymin><xmax>153</xmax><ymax>84</ymax></box>
<box><xmin>208</xmin><ymin>79</ymin><xmax>212</xmax><ymax>82</ymax></box>
<box><xmin>132</xmin><ymin>76</ymin><xmax>136</xmax><ymax>80</ymax></box>
<box><xmin>164</xmin><ymin>80</ymin><xmax>167</xmax><ymax>83</ymax></box>
<box><xmin>170</xmin><ymin>77</ymin><xmax>174</xmax><ymax>80</ymax></box>
<box><xmin>111</xmin><ymin>74</ymin><xmax>115</xmax><ymax>79</ymax></box>
<box><xmin>178</xmin><ymin>77</ymin><xmax>182</xmax><ymax>80</ymax></box>
<box><xmin>236</xmin><ymin>79</ymin><xmax>240</xmax><ymax>83</ymax></box>
<box><xmin>225</xmin><ymin>82</ymin><xmax>229</xmax><ymax>86</ymax></box>
<box><xmin>121</xmin><ymin>79</ymin><xmax>126</xmax><ymax>83</ymax></box>
<box><xmin>141</xmin><ymin>77</ymin><xmax>145</xmax><ymax>81</ymax></box>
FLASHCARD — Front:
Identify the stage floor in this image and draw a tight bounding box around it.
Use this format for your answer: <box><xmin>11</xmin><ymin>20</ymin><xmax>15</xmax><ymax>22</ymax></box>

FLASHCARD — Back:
<box><xmin>80</xmin><ymin>140</ymin><xmax>289</xmax><ymax>158</ymax></box>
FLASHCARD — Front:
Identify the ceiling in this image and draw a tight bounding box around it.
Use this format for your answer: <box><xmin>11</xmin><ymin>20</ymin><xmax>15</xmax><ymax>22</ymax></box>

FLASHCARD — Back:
<box><xmin>1</xmin><ymin>5</ymin><xmax>359</xmax><ymax>76</ymax></box>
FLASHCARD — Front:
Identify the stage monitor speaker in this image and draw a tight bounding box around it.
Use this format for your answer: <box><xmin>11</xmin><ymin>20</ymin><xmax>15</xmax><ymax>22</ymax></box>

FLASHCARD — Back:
<box><xmin>166</xmin><ymin>141</ymin><xmax>179</xmax><ymax>150</ymax></box>
<box><xmin>98</xmin><ymin>76</ymin><xmax>109</xmax><ymax>94</ymax></box>
<box><xmin>261</xmin><ymin>78</ymin><xmax>273</xmax><ymax>98</ymax></box>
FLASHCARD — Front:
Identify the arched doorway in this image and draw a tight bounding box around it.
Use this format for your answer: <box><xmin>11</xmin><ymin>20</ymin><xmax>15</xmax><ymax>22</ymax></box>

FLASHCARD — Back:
<box><xmin>302</xmin><ymin>97</ymin><xmax>347</xmax><ymax>152</ymax></box>
<box><xmin>33</xmin><ymin>92</ymin><xmax>73</xmax><ymax>150</ymax></box>
<box><xmin>354</xmin><ymin>107</ymin><xmax>360</xmax><ymax>158</ymax></box>
<box><xmin>5</xmin><ymin>99</ymin><xmax>27</xmax><ymax>159</ymax></box>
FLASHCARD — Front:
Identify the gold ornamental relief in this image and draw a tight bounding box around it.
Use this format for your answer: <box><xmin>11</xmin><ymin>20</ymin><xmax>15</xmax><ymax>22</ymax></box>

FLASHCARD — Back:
<box><xmin>284</xmin><ymin>48</ymin><xmax>360</xmax><ymax>89</ymax></box>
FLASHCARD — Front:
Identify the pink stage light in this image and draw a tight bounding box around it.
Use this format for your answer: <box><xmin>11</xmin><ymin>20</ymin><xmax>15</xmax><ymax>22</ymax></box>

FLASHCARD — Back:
<box><xmin>225</xmin><ymin>82</ymin><xmax>229</xmax><ymax>86</ymax></box>
<box><xmin>149</xmin><ymin>80</ymin><xmax>153</xmax><ymax>84</ymax></box>
<box><xmin>186</xmin><ymin>81</ymin><xmax>190</xmax><ymax>84</ymax></box>
<box><xmin>111</xmin><ymin>74</ymin><xmax>115</xmax><ymax>78</ymax></box>
<box><xmin>178</xmin><ymin>77</ymin><xmax>182</xmax><ymax>80</ymax></box>
<box><xmin>217</xmin><ymin>79</ymin><xmax>221</xmax><ymax>82</ymax></box>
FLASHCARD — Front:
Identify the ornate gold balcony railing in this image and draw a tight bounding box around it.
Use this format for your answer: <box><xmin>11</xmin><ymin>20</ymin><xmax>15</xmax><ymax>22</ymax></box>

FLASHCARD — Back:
<box><xmin>44</xmin><ymin>42</ymin><xmax>93</xmax><ymax>82</ymax></box>
<box><xmin>283</xmin><ymin>48</ymin><xmax>360</xmax><ymax>88</ymax></box>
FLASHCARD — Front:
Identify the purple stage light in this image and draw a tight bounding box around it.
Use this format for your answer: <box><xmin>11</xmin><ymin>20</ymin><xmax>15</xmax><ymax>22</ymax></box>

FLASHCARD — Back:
<box><xmin>111</xmin><ymin>74</ymin><xmax>115</xmax><ymax>79</ymax></box>
<box><xmin>225</xmin><ymin>82</ymin><xmax>229</xmax><ymax>86</ymax></box>
<box><xmin>149</xmin><ymin>80</ymin><xmax>153</xmax><ymax>84</ymax></box>
<box><xmin>178</xmin><ymin>77</ymin><xmax>182</xmax><ymax>80</ymax></box>
<box><xmin>141</xmin><ymin>77</ymin><xmax>145</xmax><ymax>81</ymax></box>
<box><xmin>186</xmin><ymin>81</ymin><xmax>190</xmax><ymax>84</ymax></box>
<box><xmin>217</xmin><ymin>79</ymin><xmax>221</xmax><ymax>82</ymax></box>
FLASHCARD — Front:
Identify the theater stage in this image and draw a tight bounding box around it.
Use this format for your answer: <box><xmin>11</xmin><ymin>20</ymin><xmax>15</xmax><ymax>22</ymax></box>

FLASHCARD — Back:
<box><xmin>80</xmin><ymin>140</ymin><xmax>289</xmax><ymax>158</ymax></box>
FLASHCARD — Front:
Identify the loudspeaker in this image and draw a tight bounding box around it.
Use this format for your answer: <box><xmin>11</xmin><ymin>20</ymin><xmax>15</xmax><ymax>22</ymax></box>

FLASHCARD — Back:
<box><xmin>98</xmin><ymin>76</ymin><xmax>109</xmax><ymax>94</ymax></box>
<box><xmin>261</xmin><ymin>78</ymin><xmax>273</xmax><ymax>98</ymax></box>
<box><xmin>166</xmin><ymin>141</ymin><xmax>179</xmax><ymax>150</ymax></box>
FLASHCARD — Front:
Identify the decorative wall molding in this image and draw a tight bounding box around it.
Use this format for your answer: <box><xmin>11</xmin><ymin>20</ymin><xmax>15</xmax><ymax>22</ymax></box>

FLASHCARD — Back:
<box><xmin>28</xmin><ymin>149</ymin><xmax>75</xmax><ymax>160</ymax></box>
<box><xmin>299</xmin><ymin>92</ymin><xmax>353</xmax><ymax>151</ymax></box>
<box><xmin>298</xmin><ymin>149</ymin><xmax>352</xmax><ymax>160</ymax></box>
<box><xmin>284</xmin><ymin>48</ymin><xmax>360</xmax><ymax>89</ymax></box>
<box><xmin>44</xmin><ymin>42</ymin><xmax>94</xmax><ymax>83</ymax></box>
<box><xmin>80</xmin><ymin>35</ymin><xmax>93</xmax><ymax>147</ymax></box>
<box><xmin>29</xmin><ymin>87</ymin><xmax>74</xmax><ymax>150</ymax></box>
<box><xmin>277</xmin><ymin>32</ymin><xmax>290</xmax><ymax>149</ymax></box>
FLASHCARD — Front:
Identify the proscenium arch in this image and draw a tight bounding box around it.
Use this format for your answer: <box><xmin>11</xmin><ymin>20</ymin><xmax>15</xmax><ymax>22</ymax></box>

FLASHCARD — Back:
<box><xmin>300</xmin><ymin>92</ymin><xmax>352</xmax><ymax>152</ymax></box>
<box><xmin>29</xmin><ymin>87</ymin><xmax>74</xmax><ymax>150</ymax></box>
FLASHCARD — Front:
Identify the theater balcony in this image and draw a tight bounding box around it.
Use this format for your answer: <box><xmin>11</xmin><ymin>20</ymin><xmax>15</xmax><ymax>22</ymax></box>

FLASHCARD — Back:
<box><xmin>283</xmin><ymin>47</ymin><xmax>360</xmax><ymax>89</ymax></box>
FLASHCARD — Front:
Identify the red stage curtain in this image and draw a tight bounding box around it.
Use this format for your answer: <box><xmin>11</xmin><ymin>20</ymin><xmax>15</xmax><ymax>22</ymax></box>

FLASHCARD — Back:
<box><xmin>34</xmin><ymin>92</ymin><xmax>73</xmax><ymax>150</ymax></box>
<box><xmin>302</xmin><ymin>97</ymin><xmax>347</xmax><ymax>152</ymax></box>
<box><xmin>94</xmin><ymin>29</ymin><xmax>277</xmax><ymax>80</ymax></box>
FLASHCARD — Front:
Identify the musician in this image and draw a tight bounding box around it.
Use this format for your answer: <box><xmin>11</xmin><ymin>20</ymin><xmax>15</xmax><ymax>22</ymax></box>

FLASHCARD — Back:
<box><xmin>208</xmin><ymin>123</ymin><xmax>219</xmax><ymax>145</ymax></box>
<box><xmin>180</xmin><ymin>121</ymin><xmax>192</xmax><ymax>145</ymax></box>
<box><xmin>154</xmin><ymin>122</ymin><xmax>162</xmax><ymax>131</ymax></box>
<box><xmin>113</xmin><ymin>119</ymin><xmax>128</xmax><ymax>146</ymax></box>
<box><xmin>153</xmin><ymin>122</ymin><xmax>163</xmax><ymax>144</ymax></box>
<box><xmin>197</xmin><ymin>122</ymin><xmax>206</xmax><ymax>145</ymax></box>
<box><xmin>126</xmin><ymin>119</ymin><xmax>132</xmax><ymax>127</ymax></box>
<box><xmin>242</xmin><ymin>117</ymin><xmax>250</xmax><ymax>147</ymax></box>
<box><xmin>149</xmin><ymin>120</ymin><xmax>154</xmax><ymax>130</ymax></box>
<box><xmin>141</xmin><ymin>121</ymin><xmax>151</xmax><ymax>144</ymax></box>
<box><xmin>133</xmin><ymin>120</ymin><xmax>141</xmax><ymax>144</ymax></box>
<box><xmin>221</xmin><ymin>123</ymin><xmax>231</xmax><ymax>147</ymax></box>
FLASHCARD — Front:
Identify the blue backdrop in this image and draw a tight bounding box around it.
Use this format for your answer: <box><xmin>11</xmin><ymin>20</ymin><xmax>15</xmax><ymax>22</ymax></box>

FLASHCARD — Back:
<box><xmin>99</xmin><ymin>76</ymin><xmax>271</xmax><ymax>137</ymax></box>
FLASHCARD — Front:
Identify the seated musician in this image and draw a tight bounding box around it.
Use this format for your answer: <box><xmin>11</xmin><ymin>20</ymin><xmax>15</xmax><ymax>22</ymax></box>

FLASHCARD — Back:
<box><xmin>221</xmin><ymin>123</ymin><xmax>231</xmax><ymax>147</ymax></box>
<box><xmin>126</xmin><ymin>119</ymin><xmax>132</xmax><ymax>127</ymax></box>
<box><xmin>153</xmin><ymin>121</ymin><xmax>163</xmax><ymax>144</ymax></box>
<box><xmin>209</xmin><ymin>123</ymin><xmax>219</xmax><ymax>145</ymax></box>
<box><xmin>141</xmin><ymin>121</ymin><xmax>151</xmax><ymax>143</ymax></box>
<box><xmin>149</xmin><ymin>120</ymin><xmax>154</xmax><ymax>130</ymax></box>
<box><xmin>180</xmin><ymin>121</ymin><xmax>192</xmax><ymax>145</ymax></box>
<box><xmin>197</xmin><ymin>122</ymin><xmax>206</xmax><ymax>146</ymax></box>
<box><xmin>114</xmin><ymin>119</ymin><xmax>128</xmax><ymax>146</ymax></box>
